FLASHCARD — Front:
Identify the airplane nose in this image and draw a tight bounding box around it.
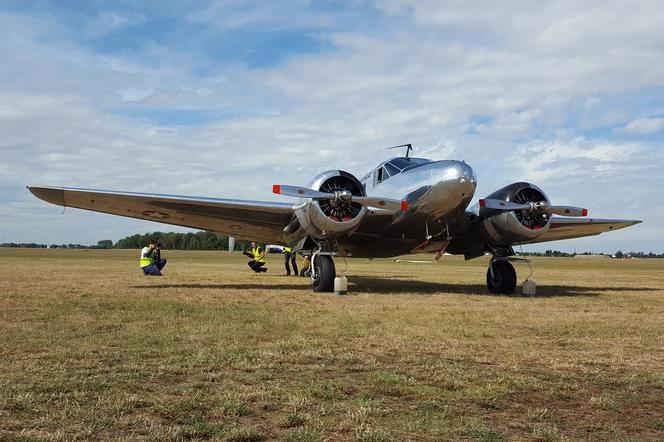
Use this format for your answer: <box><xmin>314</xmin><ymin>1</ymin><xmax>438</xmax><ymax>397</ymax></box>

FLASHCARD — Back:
<box><xmin>399</xmin><ymin>160</ymin><xmax>476</xmax><ymax>217</ymax></box>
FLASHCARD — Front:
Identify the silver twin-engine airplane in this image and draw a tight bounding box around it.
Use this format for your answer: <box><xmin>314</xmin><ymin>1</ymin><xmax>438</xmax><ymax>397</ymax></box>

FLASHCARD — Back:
<box><xmin>29</xmin><ymin>145</ymin><xmax>640</xmax><ymax>294</ymax></box>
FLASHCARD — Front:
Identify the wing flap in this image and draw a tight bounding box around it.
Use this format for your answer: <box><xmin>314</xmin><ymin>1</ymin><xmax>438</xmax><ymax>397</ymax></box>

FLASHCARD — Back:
<box><xmin>521</xmin><ymin>217</ymin><xmax>642</xmax><ymax>244</ymax></box>
<box><xmin>28</xmin><ymin>186</ymin><xmax>295</xmax><ymax>244</ymax></box>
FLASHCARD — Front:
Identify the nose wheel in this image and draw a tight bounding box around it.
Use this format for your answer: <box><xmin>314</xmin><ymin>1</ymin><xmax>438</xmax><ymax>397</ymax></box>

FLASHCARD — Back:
<box><xmin>487</xmin><ymin>259</ymin><xmax>517</xmax><ymax>294</ymax></box>
<box><xmin>311</xmin><ymin>254</ymin><xmax>336</xmax><ymax>293</ymax></box>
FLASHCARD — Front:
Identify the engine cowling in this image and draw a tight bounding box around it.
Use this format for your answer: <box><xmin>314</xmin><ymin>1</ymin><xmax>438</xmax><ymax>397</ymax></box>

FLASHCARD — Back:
<box><xmin>479</xmin><ymin>182</ymin><xmax>552</xmax><ymax>244</ymax></box>
<box><xmin>294</xmin><ymin>170</ymin><xmax>368</xmax><ymax>240</ymax></box>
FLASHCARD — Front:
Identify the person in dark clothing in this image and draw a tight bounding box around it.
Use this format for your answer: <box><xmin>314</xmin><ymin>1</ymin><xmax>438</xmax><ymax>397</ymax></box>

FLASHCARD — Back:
<box><xmin>243</xmin><ymin>241</ymin><xmax>267</xmax><ymax>273</ymax></box>
<box><xmin>283</xmin><ymin>246</ymin><xmax>298</xmax><ymax>276</ymax></box>
<box><xmin>154</xmin><ymin>242</ymin><xmax>162</xmax><ymax>261</ymax></box>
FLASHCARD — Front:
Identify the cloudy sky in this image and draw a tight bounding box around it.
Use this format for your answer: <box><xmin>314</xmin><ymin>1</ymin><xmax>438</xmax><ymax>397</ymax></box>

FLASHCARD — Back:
<box><xmin>1</xmin><ymin>0</ymin><xmax>663</xmax><ymax>252</ymax></box>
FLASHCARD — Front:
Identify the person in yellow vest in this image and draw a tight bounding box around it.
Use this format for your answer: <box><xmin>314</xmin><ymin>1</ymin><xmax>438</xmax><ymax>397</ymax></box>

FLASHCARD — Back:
<box><xmin>243</xmin><ymin>241</ymin><xmax>267</xmax><ymax>273</ymax></box>
<box><xmin>140</xmin><ymin>240</ymin><xmax>167</xmax><ymax>276</ymax></box>
<box><xmin>284</xmin><ymin>246</ymin><xmax>298</xmax><ymax>276</ymax></box>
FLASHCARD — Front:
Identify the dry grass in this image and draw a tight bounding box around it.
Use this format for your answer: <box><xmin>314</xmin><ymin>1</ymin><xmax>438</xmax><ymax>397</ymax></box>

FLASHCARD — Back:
<box><xmin>1</xmin><ymin>248</ymin><xmax>663</xmax><ymax>441</ymax></box>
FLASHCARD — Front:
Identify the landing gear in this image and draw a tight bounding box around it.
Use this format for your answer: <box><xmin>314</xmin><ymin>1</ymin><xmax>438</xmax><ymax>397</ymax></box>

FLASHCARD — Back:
<box><xmin>311</xmin><ymin>254</ymin><xmax>335</xmax><ymax>293</ymax></box>
<box><xmin>486</xmin><ymin>259</ymin><xmax>517</xmax><ymax>294</ymax></box>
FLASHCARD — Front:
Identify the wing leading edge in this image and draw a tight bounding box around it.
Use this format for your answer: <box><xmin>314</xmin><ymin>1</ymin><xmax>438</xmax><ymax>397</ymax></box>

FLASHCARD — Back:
<box><xmin>28</xmin><ymin>186</ymin><xmax>296</xmax><ymax>244</ymax></box>
<box><xmin>519</xmin><ymin>217</ymin><xmax>642</xmax><ymax>244</ymax></box>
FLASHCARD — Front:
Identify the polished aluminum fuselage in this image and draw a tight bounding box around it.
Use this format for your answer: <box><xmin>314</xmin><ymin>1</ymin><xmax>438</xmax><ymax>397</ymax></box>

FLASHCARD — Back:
<box><xmin>364</xmin><ymin>160</ymin><xmax>476</xmax><ymax>217</ymax></box>
<box><xmin>339</xmin><ymin>159</ymin><xmax>477</xmax><ymax>257</ymax></box>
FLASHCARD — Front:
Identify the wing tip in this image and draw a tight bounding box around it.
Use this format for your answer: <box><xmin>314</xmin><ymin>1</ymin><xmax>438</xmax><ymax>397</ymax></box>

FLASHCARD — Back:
<box><xmin>27</xmin><ymin>186</ymin><xmax>66</xmax><ymax>207</ymax></box>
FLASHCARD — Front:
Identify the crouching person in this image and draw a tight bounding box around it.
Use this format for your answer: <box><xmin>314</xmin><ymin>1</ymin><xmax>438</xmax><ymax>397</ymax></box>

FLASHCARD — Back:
<box><xmin>140</xmin><ymin>240</ymin><xmax>167</xmax><ymax>276</ymax></box>
<box><xmin>243</xmin><ymin>241</ymin><xmax>267</xmax><ymax>273</ymax></box>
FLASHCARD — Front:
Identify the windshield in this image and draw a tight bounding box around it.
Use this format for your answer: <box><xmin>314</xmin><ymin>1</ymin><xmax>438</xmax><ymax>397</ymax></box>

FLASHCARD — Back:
<box><xmin>386</xmin><ymin>157</ymin><xmax>429</xmax><ymax>173</ymax></box>
<box><xmin>368</xmin><ymin>157</ymin><xmax>431</xmax><ymax>186</ymax></box>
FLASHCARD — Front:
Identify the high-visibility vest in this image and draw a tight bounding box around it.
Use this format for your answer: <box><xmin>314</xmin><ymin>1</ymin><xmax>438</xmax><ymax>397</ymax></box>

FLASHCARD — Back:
<box><xmin>284</xmin><ymin>247</ymin><xmax>293</xmax><ymax>254</ymax></box>
<box><xmin>140</xmin><ymin>247</ymin><xmax>155</xmax><ymax>267</ymax></box>
<box><xmin>252</xmin><ymin>247</ymin><xmax>265</xmax><ymax>263</ymax></box>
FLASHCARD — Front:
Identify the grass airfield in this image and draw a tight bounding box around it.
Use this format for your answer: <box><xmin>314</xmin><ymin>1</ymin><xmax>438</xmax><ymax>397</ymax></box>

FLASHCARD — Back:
<box><xmin>1</xmin><ymin>249</ymin><xmax>663</xmax><ymax>441</ymax></box>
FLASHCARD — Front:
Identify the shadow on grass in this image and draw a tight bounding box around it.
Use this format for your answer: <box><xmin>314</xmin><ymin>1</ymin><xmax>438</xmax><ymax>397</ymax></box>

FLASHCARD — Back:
<box><xmin>131</xmin><ymin>283</ymin><xmax>312</xmax><ymax>291</ymax></box>
<box><xmin>347</xmin><ymin>276</ymin><xmax>661</xmax><ymax>297</ymax></box>
<box><xmin>131</xmin><ymin>276</ymin><xmax>658</xmax><ymax>297</ymax></box>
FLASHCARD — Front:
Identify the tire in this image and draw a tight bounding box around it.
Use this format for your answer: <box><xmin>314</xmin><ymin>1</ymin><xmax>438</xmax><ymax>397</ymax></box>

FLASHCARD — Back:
<box><xmin>299</xmin><ymin>268</ymin><xmax>310</xmax><ymax>277</ymax></box>
<box><xmin>486</xmin><ymin>260</ymin><xmax>517</xmax><ymax>294</ymax></box>
<box><xmin>312</xmin><ymin>255</ymin><xmax>335</xmax><ymax>293</ymax></box>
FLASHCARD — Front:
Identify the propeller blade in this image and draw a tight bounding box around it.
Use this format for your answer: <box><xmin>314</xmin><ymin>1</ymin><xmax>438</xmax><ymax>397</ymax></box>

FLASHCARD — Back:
<box><xmin>272</xmin><ymin>184</ymin><xmax>331</xmax><ymax>199</ymax></box>
<box><xmin>273</xmin><ymin>184</ymin><xmax>408</xmax><ymax>212</ymax></box>
<box><xmin>354</xmin><ymin>196</ymin><xmax>408</xmax><ymax>212</ymax></box>
<box><xmin>543</xmin><ymin>205</ymin><xmax>588</xmax><ymax>217</ymax></box>
<box><xmin>479</xmin><ymin>199</ymin><xmax>531</xmax><ymax>211</ymax></box>
<box><xmin>479</xmin><ymin>199</ymin><xmax>588</xmax><ymax>217</ymax></box>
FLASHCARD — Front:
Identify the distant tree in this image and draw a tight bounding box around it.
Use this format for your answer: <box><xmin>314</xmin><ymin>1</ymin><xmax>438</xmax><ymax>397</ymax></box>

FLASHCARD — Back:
<box><xmin>115</xmin><ymin>234</ymin><xmax>142</xmax><ymax>249</ymax></box>
<box><xmin>96</xmin><ymin>240</ymin><xmax>113</xmax><ymax>249</ymax></box>
<box><xmin>114</xmin><ymin>231</ymin><xmax>240</xmax><ymax>251</ymax></box>
<box><xmin>615</xmin><ymin>250</ymin><xmax>624</xmax><ymax>258</ymax></box>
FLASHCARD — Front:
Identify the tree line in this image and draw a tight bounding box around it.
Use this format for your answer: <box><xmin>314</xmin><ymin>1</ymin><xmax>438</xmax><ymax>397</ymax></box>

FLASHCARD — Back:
<box><xmin>1</xmin><ymin>242</ymin><xmax>107</xmax><ymax>249</ymax></box>
<box><xmin>0</xmin><ymin>232</ymin><xmax>251</xmax><ymax>251</ymax></box>
<box><xmin>114</xmin><ymin>231</ymin><xmax>250</xmax><ymax>251</ymax></box>
<box><xmin>2</xmin><ymin>234</ymin><xmax>664</xmax><ymax>257</ymax></box>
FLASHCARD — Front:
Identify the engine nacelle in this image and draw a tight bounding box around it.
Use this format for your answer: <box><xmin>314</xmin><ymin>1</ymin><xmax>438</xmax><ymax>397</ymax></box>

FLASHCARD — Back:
<box><xmin>479</xmin><ymin>182</ymin><xmax>552</xmax><ymax>244</ymax></box>
<box><xmin>294</xmin><ymin>170</ymin><xmax>367</xmax><ymax>240</ymax></box>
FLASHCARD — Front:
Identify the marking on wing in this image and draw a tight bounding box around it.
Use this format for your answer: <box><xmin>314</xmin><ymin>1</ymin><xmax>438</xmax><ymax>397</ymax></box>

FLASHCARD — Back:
<box><xmin>142</xmin><ymin>210</ymin><xmax>170</xmax><ymax>220</ymax></box>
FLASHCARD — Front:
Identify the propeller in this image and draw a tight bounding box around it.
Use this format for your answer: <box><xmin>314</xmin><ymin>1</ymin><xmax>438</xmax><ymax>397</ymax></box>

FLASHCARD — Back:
<box><xmin>479</xmin><ymin>199</ymin><xmax>588</xmax><ymax>217</ymax></box>
<box><xmin>273</xmin><ymin>184</ymin><xmax>408</xmax><ymax>212</ymax></box>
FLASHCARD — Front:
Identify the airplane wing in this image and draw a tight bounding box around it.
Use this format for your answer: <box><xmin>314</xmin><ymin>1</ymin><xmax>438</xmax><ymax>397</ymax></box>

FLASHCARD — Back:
<box><xmin>28</xmin><ymin>186</ymin><xmax>296</xmax><ymax>244</ymax></box>
<box><xmin>519</xmin><ymin>217</ymin><xmax>642</xmax><ymax>244</ymax></box>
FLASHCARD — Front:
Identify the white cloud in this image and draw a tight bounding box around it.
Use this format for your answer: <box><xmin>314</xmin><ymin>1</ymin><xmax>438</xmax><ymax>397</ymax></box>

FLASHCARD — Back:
<box><xmin>509</xmin><ymin>137</ymin><xmax>646</xmax><ymax>182</ymax></box>
<box><xmin>117</xmin><ymin>87</ymin><xmax>155</xmax><ymax>102</ymax></box>
<box><xmin>86</xmin><ymin>11</ymin><xmax>145</xmax><ymax>37</ymax></box>
<box><xmin>185</xmin><ymin>0</ymin><xmax>346</xmax><ymax>31</ymax></box>
<box><xmin>619</xmin><ymin>117</ymin><xmax>664</xmax><ymax>135</ymax></box>
<box><xmin>1</xmin><ymin>3</ymin><xmax>663</xmax><ymax>250</ymax></box>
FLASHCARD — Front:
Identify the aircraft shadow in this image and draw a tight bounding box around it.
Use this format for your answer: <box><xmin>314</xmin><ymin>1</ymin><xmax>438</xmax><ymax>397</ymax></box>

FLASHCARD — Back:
<box><xmin>131</xmin><ymin>283</ymin><xmax>312</xmax><ymax>291</ymax></box>
<box><xmin>346</xmin><ymin>276</ymin><xmax>659</xmax><ymax>297</ymax></box>
<box><xmin>131</xmin><ymin>277</ymin><xmax>658</xmax><ymax>297</ymax></box>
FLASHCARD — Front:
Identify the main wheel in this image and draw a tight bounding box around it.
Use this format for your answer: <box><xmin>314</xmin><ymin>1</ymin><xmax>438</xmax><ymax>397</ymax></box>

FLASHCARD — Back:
<box><xmin>312</xmin><ymin>255</ymin><xmax>335</xmax><ymax>293</ymax></box>
<box><xmin>486</xmin><ymin>260</ymin><xmax>517</xmax><ymax>294</ymax></box>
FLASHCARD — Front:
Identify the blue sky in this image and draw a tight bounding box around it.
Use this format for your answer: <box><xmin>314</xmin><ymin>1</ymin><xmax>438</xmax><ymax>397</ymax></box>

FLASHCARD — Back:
<box><xmin>1</xmin><ymin>0</ymin><xmax>663</xmax><ymax>253</ymax></box>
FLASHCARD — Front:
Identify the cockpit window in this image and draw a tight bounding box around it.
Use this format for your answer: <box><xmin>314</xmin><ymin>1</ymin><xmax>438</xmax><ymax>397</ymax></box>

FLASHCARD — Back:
<box><xmin>387</xmin><ymin>158</ymin><xmax>410</xmax><ymax>169</ymax></box>
<box><xmin>373</xmin><ymin>167</ymin><xmax>383</xmax><ymax>185</ymax></box>
<box><xmin>384</xmin><ymin>162</ymin><xmax>400</xmax><ymax>176</ymax></box>
<box><xmin>386</xmin><ymin>157</ymin><xmax>429</xmax><ymax>174</ymax></box>
<box><xmin>372</xmin><ymin>157</ymin><xmax>430</xmax><ymax>186</ymax></box>
<box><xmin>374</xmin><ymin>166</ymin><xmax>393</xmax><ymax>185</ymax></box>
